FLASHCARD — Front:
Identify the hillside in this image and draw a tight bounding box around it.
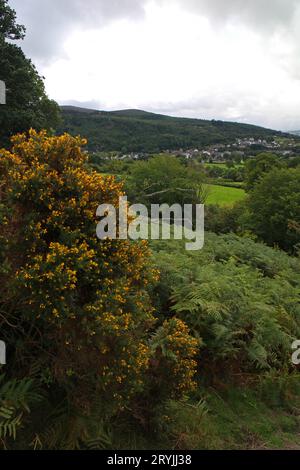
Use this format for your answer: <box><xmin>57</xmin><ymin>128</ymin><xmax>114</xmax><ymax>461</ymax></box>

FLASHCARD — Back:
<box><xmin>59</xmin><ymin>106</ymin><xmax>287</xmax><ymax>153</ymax></box>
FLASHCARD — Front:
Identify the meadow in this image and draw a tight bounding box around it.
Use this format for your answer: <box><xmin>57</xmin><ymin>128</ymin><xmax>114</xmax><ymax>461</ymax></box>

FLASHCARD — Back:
<box><xmin>205</xmin><ymin>183</ymin><xmax>246</xmax><ymax>206</ymax></box>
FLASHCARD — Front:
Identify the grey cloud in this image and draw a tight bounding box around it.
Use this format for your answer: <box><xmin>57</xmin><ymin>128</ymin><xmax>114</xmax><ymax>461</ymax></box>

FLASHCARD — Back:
<box><xmin>7</xmin><ymin>0</ymin><xmax>300</xmax><ymax>130</ymax></box>
<box><xmin>166</xmin><ymin>0</ymin><xmax>300</xmax><ymax>31</ymax></box>
<box><xmin>10</xmin><ymin>0</ymin><xmax>300</xmax><ymax>64</ymax></box>
<box><xmin>60</xmin><ymin>99</ymin><xmax>102</xmax><ymax>111</ymax></box>
<box><xmin>142</xmin><ymin>93</ymin><xmax>299</xmax><ymax>131</ymax></box>
<box><xmin>9</xmin><ymin>0</ymin><xmax>145</xmax><ymax>62</ymax></box>
<box><xmin>58</xmin><ymin>94</ymin><xmax>300</xmax><ymax>131</ymax></box>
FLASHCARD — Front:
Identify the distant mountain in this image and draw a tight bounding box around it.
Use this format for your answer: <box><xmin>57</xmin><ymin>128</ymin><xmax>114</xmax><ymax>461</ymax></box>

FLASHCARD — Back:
<box><xmin>289</xmin><ymin>130</ymin><xmax>300</xmax><ymax>136</ymax></box>
<box><xmin>59</xmin><ymin>106</ymin><xmax>288</xmax><ymax>153</ymax></box>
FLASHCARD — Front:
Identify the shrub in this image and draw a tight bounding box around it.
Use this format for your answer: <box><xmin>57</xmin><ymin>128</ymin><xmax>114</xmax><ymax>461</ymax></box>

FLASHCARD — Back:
<box><xmin>205</xmin><ymin>203</ymin><xmax>245</xmax><ymax>234</ymax></box>
<box><xmin>148</xmin><ymin>318</ymin><xmax>199</xmax><ymax>399</ymax></box>
<box><xmin>0</xmin><ymin>130</ymin><xmax>197</xmax><ymax>448</ymax></box>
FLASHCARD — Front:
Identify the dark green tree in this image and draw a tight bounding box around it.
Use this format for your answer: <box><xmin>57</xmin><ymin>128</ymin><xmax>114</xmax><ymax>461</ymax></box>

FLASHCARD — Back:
<box><xmin>0</xmin><ymin>0</ymin><xmax>60</xmax><ymax>147</ymax></box>
<box><xmin>0</xmin><ymin>0</ymin><xmax>25</xmax><ymax>40</ymax></box>
<box><xmin>245</xmin><ymin>153</ymin><xmax>284</xmax><ymax>191</ymax></box>
<box><xmin>126</xmin><ymin>155</ymin><xmax>206</xmax><ymax>207</ymax></box>
<box><xmin>242</xmin><ymin>167</ymin><xmax>300</xmax><ymax>252</ymax></box>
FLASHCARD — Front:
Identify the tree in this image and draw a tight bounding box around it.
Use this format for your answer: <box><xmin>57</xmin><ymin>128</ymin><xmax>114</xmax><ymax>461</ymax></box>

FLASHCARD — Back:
<box><xmin>0</xmin><ymin>0</ymin><xmax>25</xmax><ymax>40</ymax></box>
<box><xmin>0</xmin><ymin>0</ymin><xmax>60</xmax><ymax>147</ymax></box>
<box><xmin>126</xmin><ymin>155</ymin><xmax>206</xmax><ymax>208</ymax></box>
<box><xmin>242</xmin><ymin>167</ymin><xmax>300</xmax><ymax>252</ymax></box>
<box><xmin>244</xmin><ymin>153</ymin><xmax>284</xmax><ymax>191</ymax></box>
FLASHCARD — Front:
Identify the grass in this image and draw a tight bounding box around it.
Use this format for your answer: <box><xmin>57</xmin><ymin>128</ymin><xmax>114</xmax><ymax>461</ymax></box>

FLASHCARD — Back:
<box><xmin>100</xmin><ymin>171</ymin><xmax>246</xmax><ymax>207</ymax></box>
<box><xmin>203</xmin><ymin>163</ymin><xmax>244</xmax><ymax>169</ymax></box>
<box><xmin>201</xmin><ymin>387</ymin><xmax>300</xmax><ymax>450</ymax></box>
<box><xmin>109</xmin><ymin>380</ymin><xmax>300</xmax><ymax>450</ymax></box>
<box><xmin>205</xmin><ymin>184</ymin><xmax>246</xmax><ymax>207</ymax></box>
<box><xmin>204</xmin><ymin>162</ymin><xmax>228</xmax><ymax>169</ymax></box>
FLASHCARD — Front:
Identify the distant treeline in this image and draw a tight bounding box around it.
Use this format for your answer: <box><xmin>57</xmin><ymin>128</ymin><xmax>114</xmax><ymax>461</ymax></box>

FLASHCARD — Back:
<box><xmin>58</xmin><ymin>106</ymin><xmax>289</xmax><ymax>153</ymax></box>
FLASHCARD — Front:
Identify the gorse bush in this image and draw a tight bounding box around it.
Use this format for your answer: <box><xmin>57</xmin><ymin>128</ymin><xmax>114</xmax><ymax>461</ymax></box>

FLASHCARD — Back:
<box><xmin>148</xmin><ymin>318</ymin><xmax>199</xmax><ymax>399</ymax></box>
<box><xmin>0</xmin><ymin>130</ymin><xmax>197</xmax><ymax>448</ymax></box>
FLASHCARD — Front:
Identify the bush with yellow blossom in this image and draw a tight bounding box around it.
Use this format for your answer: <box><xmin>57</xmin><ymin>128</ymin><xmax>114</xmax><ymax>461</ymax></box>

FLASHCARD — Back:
<box><xmin>0</xmin><ymin>130</ymin><xmax>198</xmax><ymax>449</ymax></box>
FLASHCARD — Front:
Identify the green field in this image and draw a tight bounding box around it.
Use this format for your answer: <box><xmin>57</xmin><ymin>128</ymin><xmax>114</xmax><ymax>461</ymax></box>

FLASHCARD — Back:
<box><xmin>203</xmin><ymin>162</ymin><xmax>244</xmax><ymax>169</ymax></box>
<box><xmin>205</xmin><ymin>184</ymin><xmax>246</xmax><ymax>206</ymax></box>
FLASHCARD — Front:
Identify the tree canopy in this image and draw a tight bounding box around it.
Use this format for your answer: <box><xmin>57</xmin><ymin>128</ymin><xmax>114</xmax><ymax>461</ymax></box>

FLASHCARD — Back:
<box><xmin>244</xmin><ymin>152</ymin><xmax>284</xmax><ymax>191</ymax></box>
<box><xmin>0</xmin><ymin>0</ymin><xmax>60</xmax><ymax>147</ymax></box>
<box><xmin>125</xmin><ymin>155</ymin><xmax>206</xmax><ymax>208</ymax></box>
<box><xmin>0</xmin><ymin>0</ymin><xmax>25</xmax><ymax>41</ymax></box>
<box><xmin>243</xmin><ymin>167</ymin><xmax>300</xmax><ymax>252</ymax></box>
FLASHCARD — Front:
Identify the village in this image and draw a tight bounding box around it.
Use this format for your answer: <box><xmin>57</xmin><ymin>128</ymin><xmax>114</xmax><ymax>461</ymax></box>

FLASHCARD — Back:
<box><xmin>111</xmin><ymin>135</ymin><xmax>299</xmax><ymax>163</ymax></box>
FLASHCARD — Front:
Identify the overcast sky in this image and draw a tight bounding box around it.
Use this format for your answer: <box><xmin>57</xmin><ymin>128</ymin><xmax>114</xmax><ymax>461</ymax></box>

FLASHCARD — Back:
<box><xmin>9</xmin><ymin>0</ymin><xmax>300</xmax><ymax>130</ymax></box>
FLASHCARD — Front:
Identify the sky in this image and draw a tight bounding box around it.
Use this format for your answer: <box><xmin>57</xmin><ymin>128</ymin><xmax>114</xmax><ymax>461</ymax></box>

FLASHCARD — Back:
<box><xmin>9</xmin><ymin>0</ymin><xmax>300</xmax><ymax>130</ymax></box>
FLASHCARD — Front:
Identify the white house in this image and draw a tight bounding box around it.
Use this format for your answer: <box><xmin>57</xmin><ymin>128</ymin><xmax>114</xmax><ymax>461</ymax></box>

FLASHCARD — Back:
<box><xmin>0</xmin><ymin>80</ymin><xmax>6</xmax><ymax>104</ymax></box>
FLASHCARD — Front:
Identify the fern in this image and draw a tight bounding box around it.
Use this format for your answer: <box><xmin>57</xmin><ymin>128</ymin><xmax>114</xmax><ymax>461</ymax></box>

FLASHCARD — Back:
<box><xmin>151</xmin><ymin>232</ymin><xmax>300</xmax><ymax>373</ymax></box>
<box><xmin>0</xmin><ymin>375</ymin><xmax>43</xmax><ymax>447</ymax></box>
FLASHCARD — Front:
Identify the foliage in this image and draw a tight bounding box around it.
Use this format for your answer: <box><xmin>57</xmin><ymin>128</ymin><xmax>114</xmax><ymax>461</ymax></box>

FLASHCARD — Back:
<box><xmin>107</xmin><ymin>374</ymin><xmax>300</xmax><ymax>450</ymax></box>
<box><xmin>244</xmin><ymin>153</ymin><xmax>284</xmax><ymax>191</ymax></box>
<box><xmin>205</xmin><ymin>202</ymin><xmax>246</xmax><ymax>234</ymax></box>
<box><xmin>59</xmin><ymin>107</ymin><xmax>286</xmax><ymax>153</ymax></box>
<box><xmin>125</xmin><ymin>155</ymin><xmax>206</xmax><ymax>207</ymax></box>
<box><xmin>0</xmin><ymin>1</ymin><xmax>60</xmax><ymax>147</ymax></box>
<box><xmin>204</xmin><ymin>163</ymin><xmax>245</xmax><ymax>183</ymax></box>
<box><xmin>0</xmin><ymin>130</ymin><xmax>197</xmax><ymax>448</ymax></box>
<box><xmin>153</xmin><ymin>398</ymin><xmax>211</xmax><ymax>450</ymax></box>
<box><xmin>0</xmin><ymin>0</ymin><xmax>25</xmax><ymax>41</ymax></box>
<box><xmin>241</xmin><ymin>167</ymin><xmax>300</xmax><ymax>252</ymax></box>
<box><xmin>148</xmin><ymin>318</ymin><xmax>199</xmax><ymax>399</ymax></box>
<box><xmin>0</xmin><ymin>375</ymin><xmax>43</xmax><ymax>446</ymax></box>
<box><xmin>150</xmin><ymin>233</ymin><xmax>300</xmax><ymax>376</ymax></box>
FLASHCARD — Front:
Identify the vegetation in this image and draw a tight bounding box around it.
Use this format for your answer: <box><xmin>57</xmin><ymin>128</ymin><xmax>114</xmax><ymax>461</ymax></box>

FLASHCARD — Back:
<box><xmin>205</xmin><ymin>184</ymin><xmax>246</xmax><ymax>207</ymax></box>
<box><xmin>0</xmin><ymin>131</ymin><xmax>197</xmax><ymax>449</ymax></box>
<box><xmin>125</xmin><ymin>155</ymin><xmax>206</xmax><ymax>207</ymax></box>
<box><xmin>59</xmin><ymin>106</ymin><xmax>286</xmax><ymax>153</ymax></box>
<box><xmin>241</xmin><ymin>167</ymin><xmax>300</xmax><ymax>252</ymax></box>
<box><xmin>1</xmin><ymin>1</ymin><xmax>300</xmax><ymax>451</ymax></box>
<box><xmin>0</xmin><ymin>0</ymin><xmax>60</xmax><ymax>148</ymax></box>
<box><xmin>204</xmin><ymin>163</ymin><xmax>245</xmax><ymax>184</ymax></box>
<box><xmin>244</xmin><ymin>153</ymin><xmax>284</xmax><ymax>191</ymax></box>
<box><xmin>0</xmin><ymin>130</ymin><xmax>300</xmax><ymax>449</ymax></box>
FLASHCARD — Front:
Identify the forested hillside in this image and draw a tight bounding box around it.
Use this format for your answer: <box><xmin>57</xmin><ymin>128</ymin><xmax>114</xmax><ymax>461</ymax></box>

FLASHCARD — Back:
<box><xmin>59</xmin><ymin>106</ymin><xmax>287</xmax><ymax>152</ymax></box>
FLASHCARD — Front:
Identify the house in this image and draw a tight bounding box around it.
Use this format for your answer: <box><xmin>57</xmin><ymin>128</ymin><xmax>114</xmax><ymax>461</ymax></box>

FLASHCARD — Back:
<box><xmin>0</xmin><ymin>80</ymin><xmax>6</xmax><ymax>104</ymax></box>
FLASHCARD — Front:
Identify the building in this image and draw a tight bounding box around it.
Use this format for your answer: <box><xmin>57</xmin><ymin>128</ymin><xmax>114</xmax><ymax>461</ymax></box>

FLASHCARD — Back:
<box><xmin>0</xmin><ymin>80</ymin><xmax>6</xmax><ymax>104</ymax></box>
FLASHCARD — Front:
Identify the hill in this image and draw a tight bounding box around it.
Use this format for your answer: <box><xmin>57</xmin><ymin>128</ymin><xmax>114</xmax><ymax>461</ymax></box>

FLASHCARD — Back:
<box><xmin>59</xmin><ymin>106</ymin><xmax>287</xmax><ymax>153</ymax></box>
